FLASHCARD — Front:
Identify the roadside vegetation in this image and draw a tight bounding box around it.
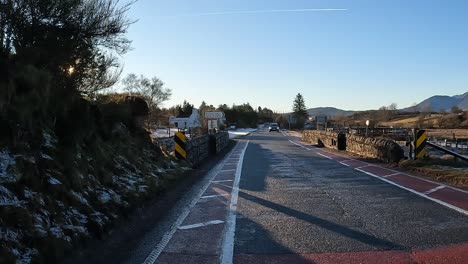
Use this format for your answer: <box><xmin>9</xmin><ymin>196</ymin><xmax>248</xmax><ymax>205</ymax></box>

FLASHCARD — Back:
<box><xmin>0</xmin><ymin>1</ymin><xmax>191</xmax><ymax>263</ymax></box>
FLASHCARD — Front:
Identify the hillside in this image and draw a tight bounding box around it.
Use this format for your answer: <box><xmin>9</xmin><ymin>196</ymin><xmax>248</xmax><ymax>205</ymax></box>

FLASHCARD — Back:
<box><xmin>402</xmin><ymin>92</ymin><xmax>468</xmax><ymax>112</ymax></box>
<box><xmin>306</xmin><ymin>107</ymin><xmax>355</xmax><ymax>117</ymax></box>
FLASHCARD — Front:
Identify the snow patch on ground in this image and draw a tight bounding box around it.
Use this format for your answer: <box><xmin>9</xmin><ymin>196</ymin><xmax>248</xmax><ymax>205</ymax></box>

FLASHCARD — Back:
<box><xmin>42</xmin><ymin>131</ymin><xmax>58</xmax><ymax>149</ymax></box>
<box><xmin>48</xmin><ymin>177</ymin><xmax>62</xmax><ymax>185</ymax></box>
<box><xmin>0</xmin><ymin>148</ymin><xmax>16</xmax><ymax>182</ymax></box>
<box><xmin>0</xmin><ymin>186</ymin><xmax>21</xmax><ymax>206</ymax></box>
<box><xmin>98</xmin><ymin>191</ymin><xmax>111</xmax><ymax>204</ymax></box>
<box><xmin>152</xmin><ymin>128</ymin><xmax>179</xmax><ymax>138</ymax></box>
<box><xmin>70</xmin><ymin>191</ymin><xmax>90</xmax><ymax>207</ymax></box>
<box><xmin>228</xmin><ymin>128</ymin><xmax>257</xmax><ymax>139</ymax></box>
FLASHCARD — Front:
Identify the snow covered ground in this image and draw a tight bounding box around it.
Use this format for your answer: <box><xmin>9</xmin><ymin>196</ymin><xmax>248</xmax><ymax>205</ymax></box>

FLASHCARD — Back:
<box><xmin>228</xmin><ymin>128</ymin><xmax>257</xmax><ymax>139</ymax></box>
<box><xmin>152</xmin><ymin>128</ymin><xmax>179</xmax><ymax>138</ymax></box>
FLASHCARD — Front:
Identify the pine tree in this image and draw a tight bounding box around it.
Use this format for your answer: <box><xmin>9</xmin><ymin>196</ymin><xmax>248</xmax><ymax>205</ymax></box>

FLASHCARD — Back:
<box><xmin>293</xmin><ymin>93</ymin><xmax>308</xmax><ymax>119</ymax></box>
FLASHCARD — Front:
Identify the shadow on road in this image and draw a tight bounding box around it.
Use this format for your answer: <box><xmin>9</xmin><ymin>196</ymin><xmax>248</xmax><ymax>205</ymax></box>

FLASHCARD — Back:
<box><xmin>234</xmin><ymin>213</ymin><xmax>316</xmax><ymax>264</ymax></box>
<box><xmin>238</xmin><ymin>191</ymin><xmax>405</xmax><ymax>251</ymax></box>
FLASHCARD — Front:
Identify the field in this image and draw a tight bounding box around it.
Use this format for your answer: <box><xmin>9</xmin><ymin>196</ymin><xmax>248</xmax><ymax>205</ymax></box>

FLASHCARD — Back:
<box><xmin>426</xmin><ymin>129</ymin><xmax>468</xmax><ymax>139</ymax></box>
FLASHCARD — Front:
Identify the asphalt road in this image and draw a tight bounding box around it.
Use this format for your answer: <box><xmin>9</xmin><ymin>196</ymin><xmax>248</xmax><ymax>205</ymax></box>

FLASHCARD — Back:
<box><xmin>66</xmin><ymin>129</ymin><xmax>468</xmax><ymax>264</ymax></box>
<box><xmin>232</xmin><ymin>129</ymin><xmax>468</xmax><ymax>263</ymax></box>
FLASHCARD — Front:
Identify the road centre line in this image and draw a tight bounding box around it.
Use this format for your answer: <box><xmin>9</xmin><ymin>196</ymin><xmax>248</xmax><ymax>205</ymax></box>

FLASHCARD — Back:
<box><xmin>178</xmin><ymin>220</ymin><xmax>224</xmax><ymax>230</ymax></box>
<box><xmin>220</xmin><ymin>141</ymin><xmax>250</xmax><ymax>264</ymax></box>
<box><xmin>142</xmin><ymin>142</ymin><xmax>243</xmax><ymax>264</ymax></box>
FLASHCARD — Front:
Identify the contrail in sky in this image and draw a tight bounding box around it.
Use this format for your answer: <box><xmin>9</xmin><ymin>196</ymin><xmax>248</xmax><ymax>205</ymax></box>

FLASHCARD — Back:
<box><xmin>163</xmin><ymin>8</ymin><xmax>348</xmax><ymax>17</ymax></box>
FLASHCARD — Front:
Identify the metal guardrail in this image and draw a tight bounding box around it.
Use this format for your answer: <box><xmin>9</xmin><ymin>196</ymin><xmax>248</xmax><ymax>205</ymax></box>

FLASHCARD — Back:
<box><xmin>427</xmin><ymin>142</ymin><xmax>468</xmax><ymax>162</ymax></box>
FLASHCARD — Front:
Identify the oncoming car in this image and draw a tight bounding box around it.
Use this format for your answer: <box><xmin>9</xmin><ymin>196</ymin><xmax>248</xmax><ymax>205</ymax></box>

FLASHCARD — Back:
<box><xmin>269</xmin><ymin>123</ymin><xmax>279</xmax><ymax>132</ymax></box>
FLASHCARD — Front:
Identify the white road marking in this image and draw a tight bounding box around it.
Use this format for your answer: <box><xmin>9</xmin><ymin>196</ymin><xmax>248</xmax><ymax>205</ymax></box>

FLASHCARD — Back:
<box><xmin>307</xmin><ymin>142</ymin><xmax>468</xmax><ymax>216</ymax></box>
<box><xmin>178</xmin><ymin>220</ymin><xmax>224</xmax><ymax>230</ymax></box>
<box><xmin>355</xmin><ymin>169</ymin><xmax>468</xmax><ymax>216</ymax></box>
<box><xmin>142</xmin><ymin>142</ymin><xmax>243</xmax><ymax>264</ymax></box>
<box><xmin>220</xmin><ymin>141</ymin><xmax>250</xmax><ymax>264</ymax></box>
<box><xmin>355</xmin><ymin>164</ymin><xmax>370</xmax><ymax>169</ymax></box>
<box><xmin>288</xmin><ymin>140</ymin><xmax>312</xmax><ymax>150</ymax></box>
<box><xmin>212</xmin><ymin>180</ymin><xmax>234</xmax><ymax>183</ymax></box>
<box><xmin>317</xmin><ymin>152</ymin><xmax>333</xmax><ymax>159</ymax></box>
<box><xmin>382</xmin><ymin>172</ymin><xmax>402</xmax><ymax>178</ymax></box>
<box><xmin>220</xmin><ymin>169</ymin><xmax>236</xmax><ymax>172</ymax></box>
<box><xmin>423</xmin><ymin>185</ymin><xmax>446</xmax><ymax>195</ymax></box>
<box><xmin>201</xmin><ymin>194</ymin><xmax>230</xmax><ymax>199</ymax></box>
<box><xmin>340</xmin><ymin>161</ymin><xmax>351</xmax><ymax>167</ymax></box>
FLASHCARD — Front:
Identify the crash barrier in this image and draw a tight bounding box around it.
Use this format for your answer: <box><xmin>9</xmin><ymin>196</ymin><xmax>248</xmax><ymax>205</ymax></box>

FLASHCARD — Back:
<box><xmin>427</xmin><ymin>142</ymin><xmax>468</xmax><ymax>163</ymax></box>
<box><xmin>414</xmin><ymin>129</ymin><xmax>427</xmax><ymax>159</ymax></box>
<box><xmin>302</xmin><ymin>130</ymin><xmax>404</xmax><ymax>163</ymax></box>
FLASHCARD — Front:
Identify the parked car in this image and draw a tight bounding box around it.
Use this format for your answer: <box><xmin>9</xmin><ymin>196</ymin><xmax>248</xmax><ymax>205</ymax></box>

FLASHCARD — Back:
<box><xmin>269</xmin><ymin>123</ymin><xmax>279</xmax><ymax>132</ymax></box>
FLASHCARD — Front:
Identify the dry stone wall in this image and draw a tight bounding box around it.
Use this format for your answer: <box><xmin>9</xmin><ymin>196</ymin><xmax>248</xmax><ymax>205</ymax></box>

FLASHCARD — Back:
<box><xmin>156</xmin><ymin>132</ymin><xmax>230</xmax><ymax>167</ymax></box>
<box><xmin>302</xmin><ymin>130</ymin><xmax>403</xmax><ymax>163</ymax></box>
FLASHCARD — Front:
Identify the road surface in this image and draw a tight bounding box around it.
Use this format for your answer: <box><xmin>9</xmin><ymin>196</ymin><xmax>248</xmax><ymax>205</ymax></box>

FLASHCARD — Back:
<box><xmin>82</xmin><ymin>128</ymin><xmax>468</xmax><ymax>264</ymax></box>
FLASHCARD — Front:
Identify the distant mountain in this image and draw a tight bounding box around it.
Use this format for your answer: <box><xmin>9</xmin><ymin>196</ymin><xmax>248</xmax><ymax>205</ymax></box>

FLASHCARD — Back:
<box><xmin>306</xmin><ymin>107</ymin><xmax>355</xmax><ymax>117</ymax></box>
<box><xmin>402</xmin><ymin>92</ymin><xmax>468</xmax><ymax>112</ymax></box>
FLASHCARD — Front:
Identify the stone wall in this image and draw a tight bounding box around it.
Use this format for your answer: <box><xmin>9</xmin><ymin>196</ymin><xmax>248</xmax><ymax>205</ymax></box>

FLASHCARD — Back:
<box><xmin>186</xmin><ymin>135</ymin><xmax>210</xmax><ymax>166</ymax></box>
<box><xmin>155</xmin><ymin>132</ymin><xmax>230</xmax><ymax>167</ymax></box>
<box><xmin>302</xmin><ymin>131</ymin><xmax>343</xmax><ymax>150</ymax></box>
<box><xmin>302</xmin><ymin>130</ymin><xmax>403</xmax><ymax>162</ymax></box>
<box><xmin>214</xmin><ymin>132</ymin><xmax>229</xmax><ymax>154</ymax></box>
<box><xmin>345</xmin><ymin>134</ymin><xmax>403</xmax><ymax>163</ymax></box>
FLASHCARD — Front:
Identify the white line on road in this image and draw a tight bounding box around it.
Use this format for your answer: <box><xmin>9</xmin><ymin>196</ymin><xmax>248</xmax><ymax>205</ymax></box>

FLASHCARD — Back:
<box><xmin>220</xmin><ymin>141</ymin><xmax>249</xmax><ymax>264</ymax></box>
<box><xmin>178</xmin><ymin>220</ymin><xmax>224</xmax><ymax>230</ymax></box>
<box><xmin>220</xmin><ymin>169</ymin><xmax>236</xmax><ymax>172</ymax></box>
<box><xmin>317</xmin><ymin>152</ymin><xmax>333</xmax><ymax>159</ymax></box>
<box><xmin>423</xmin><ymin>185</ymin><xmax>446</xmax><ymax>195</ymax></box>
<box><xmin>142</xmin><ymin>142</ymin><xmax>242</xmax><ymax>264</ymax></box>
<box><xmin>355</xmin><ymin>168</ymin><xmax>468</xmax><ymax>216</ymax></box>
<box><xmin>382</xmin><ymin>172</ymin><xmax>402</xmax><ymax>178</ymax></box>
<box><xmin>212</xmin><ymin>180</ymin><xmax>234</xmax><ymax>183</ymax></box>
<box><xmin>201</xmin><ymin>194</ymin><xmax>230</xmax><ymax>199</ymax></box>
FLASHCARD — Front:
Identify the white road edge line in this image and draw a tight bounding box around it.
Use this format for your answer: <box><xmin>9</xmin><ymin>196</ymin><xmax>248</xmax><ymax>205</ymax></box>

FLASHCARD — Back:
<box><xmin>201</xmin><ymin>194</ymin><xmax>229</xmax><ymax>199</ymax></box>
<box><xmin>355</xmin><ymin>168</ymin><xmax>468</xmax><ymax>216</ymax></box>
<box><xmin>142</xmin><ymin>142</ymin><xmax>242</xmax><ymax>264</ymax></box>
<box><xmin>317</xmin><ymin>152</ymin><xmax>333</xmax><ymax>160</ymax></box>
<box><xmin>220</xmin><ymin>140</ymin><xmax>250</xmax><ymax>264</ymax></box>
<box><xmin>423</xmin><ymin>185</ymin><xmax>446</xmax><ymax>195</ymax></box>
<box><xmin>220</xmin><ymin>169</ymin><xmax>236</xmax><ymax>172</ymax></box>
<box><xmin>212</xmin><ymin>180</ymin><xmax>234</xmax><ymax>183</ymax></box>
<box><xmin>178</xmin><ymin>220</ymin><xmax>224</xmax><ymax>230</ymax></box>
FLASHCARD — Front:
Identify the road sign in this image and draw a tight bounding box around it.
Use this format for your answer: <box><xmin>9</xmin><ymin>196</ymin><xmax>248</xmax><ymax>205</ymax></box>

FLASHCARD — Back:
<box><xmin>415</xmin><ymin>129</ymin><xmax>427</xmax><ymax>159</ymax></box>
<box><xmin>174</xmin><ymin>132</ymin><xmax>187</xmax><ymax>160</ymax></box>
<box><xmin>208</xmin><ymin>119</ymin><xmax>218</xmax><ymax>130</ymax></box>
<box><xmin>204</xmin><ymin>111</ymin><xmax>224</xmax><ymax>119</ymax></box>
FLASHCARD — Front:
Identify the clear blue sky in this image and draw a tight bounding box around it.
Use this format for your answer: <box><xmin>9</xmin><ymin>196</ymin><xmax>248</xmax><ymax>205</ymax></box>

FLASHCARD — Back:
<box><xmin>119</xmin><ymin>0</ymin><xmax>468</xmax><ymax>112</ymax></box>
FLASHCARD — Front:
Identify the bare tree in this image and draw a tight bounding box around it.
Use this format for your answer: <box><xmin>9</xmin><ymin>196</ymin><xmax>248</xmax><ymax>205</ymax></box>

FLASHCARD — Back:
<box><xmin>122</xmin><ymin>73</ymin><xmax>172</xmax><ymax>109</ymax></box>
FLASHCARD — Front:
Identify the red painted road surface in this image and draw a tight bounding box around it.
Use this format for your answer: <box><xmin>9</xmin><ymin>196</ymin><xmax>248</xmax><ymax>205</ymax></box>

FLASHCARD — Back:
<box><xmin>234</xmin><ymin>242</ymin><xmax>468</xmax><ymax>264</ymax></box>
<box><xmin>303</xmin><ymin>142</ymin><xmax>468</xmax><ymax>216</ymax></box>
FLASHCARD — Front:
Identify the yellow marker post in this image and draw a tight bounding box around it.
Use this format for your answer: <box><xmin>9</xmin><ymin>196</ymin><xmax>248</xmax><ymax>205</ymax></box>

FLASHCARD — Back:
<box><xmin>174</xmin><ymin>132</ymin><xmax>187</xmax><ymax>160</ymax></box>
<box><xmin>414</xmin><ymin>129</ymin><xmax>427</xmax><ymax>159</ymax></box>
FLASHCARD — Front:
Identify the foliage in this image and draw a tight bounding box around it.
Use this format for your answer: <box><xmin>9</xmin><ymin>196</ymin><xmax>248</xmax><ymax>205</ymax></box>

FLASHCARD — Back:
<box><xmin>292</xmin><ymin>93</ymin><xmax>308</xmax><ymax>128</ymax></box>
<box><xmin>0</xmin><ymin>0</ymin><xmax>133</xmax><ymax>96</ymax></box>
<box><xmin>176</xmin><ymin>100</ymin><xmax>194</xmax><ymax>118</ymax></box>
<box><xmin>218</xmin><ymin>103</ymin><xmax>258</xmax><ymax>128</ymax></box>
<box><xmin>121</xmin><ymin>73</ymin><xmax>172</xmax><ymax>109</ymax></box>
